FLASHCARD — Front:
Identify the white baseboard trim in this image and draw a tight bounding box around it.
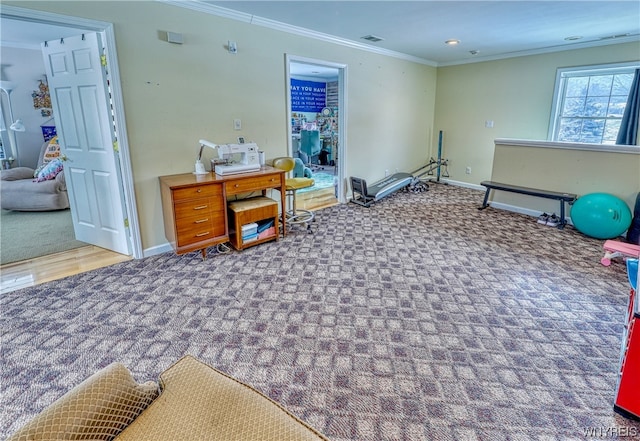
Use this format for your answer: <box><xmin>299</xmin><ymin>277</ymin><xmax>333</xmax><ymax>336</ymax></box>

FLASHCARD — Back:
<box><xmin>440</xmin><ymin>179</ymin><xmax>485</xmax><ymax>192</ymax></box>
<box><xmin>442</xmin><ymin>179</ymin><xmax>575</xmax><ymax>225</ymax></box>
<box><xmin>142</xmin><ymin>179</ymin><xmax>579</xmax><ymax>259</ymax></box>
<box><xmin>143</xmin><ymin>243</ymin><xmax>173</xmax><ymax>258</ymax></box>
<box><xmin>488</xmin><ymin>201</ymin><xmax>541</xmax><ymax>218</ymax></box>
<box><xmin>483</xmin><ymin>201</ymin><xmax>574</xmax><ymax>225</ymax></box>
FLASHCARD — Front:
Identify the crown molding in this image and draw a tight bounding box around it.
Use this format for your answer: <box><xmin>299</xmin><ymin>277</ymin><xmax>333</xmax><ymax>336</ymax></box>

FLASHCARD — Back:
<box><xmin>11</xmin><ymin>1</ymin><xmax>630</xmax><ymax>68</ymax></box>
<box><xmin>439</xmin><ymin>34</ymin><xmax>640</xmax><ymax>67</ymax></box>
<box><xmin>156</xmin><ymin>0</ymin><xmax>438</xmax><ymax>67</ymax></box>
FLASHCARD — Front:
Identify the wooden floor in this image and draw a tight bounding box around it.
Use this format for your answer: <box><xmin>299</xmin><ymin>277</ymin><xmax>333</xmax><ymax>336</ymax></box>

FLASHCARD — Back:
<box><xmin>0</xmin><ymin>246</ymin><xmax>131</xmax><ymax>294</ymax></box>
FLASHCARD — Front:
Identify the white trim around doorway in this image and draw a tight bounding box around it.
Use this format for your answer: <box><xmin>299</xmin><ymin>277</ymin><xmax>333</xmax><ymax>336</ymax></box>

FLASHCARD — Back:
<box><xmin>1</xmin><ymin>5</ymin><xmax>143</xmax><ymax>259</ymax></box>
<box><xmin>285</xmin><ymin>54</ymin><xmax>348</xmax><ymax>203</ymax></box>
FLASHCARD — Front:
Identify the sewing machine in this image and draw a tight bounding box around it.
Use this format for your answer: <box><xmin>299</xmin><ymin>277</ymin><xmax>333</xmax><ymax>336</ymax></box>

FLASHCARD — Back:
<box><xmin>213</xmin><ymin>143</ymin><xmax>261</xmax><ymax>175</ymax></box>
<box><xmin>197</xmin><ymin>140</ymin><xmax>261</xmax><ymax>175</ymax></box>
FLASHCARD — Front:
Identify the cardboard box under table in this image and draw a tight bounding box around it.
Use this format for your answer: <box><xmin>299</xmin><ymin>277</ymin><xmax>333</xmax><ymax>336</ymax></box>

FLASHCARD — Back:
<box><xmin>228</xmin><ymin>196</ymin><xmax>279</xmax><ymax>250</ymax></box>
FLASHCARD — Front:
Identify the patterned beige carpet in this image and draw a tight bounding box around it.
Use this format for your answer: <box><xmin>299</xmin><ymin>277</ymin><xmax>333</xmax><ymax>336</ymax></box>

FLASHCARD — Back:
<box><xmin>2</xmin><ymin>184</ymin><xmax>639</xmax><ymax>440</ymax></box>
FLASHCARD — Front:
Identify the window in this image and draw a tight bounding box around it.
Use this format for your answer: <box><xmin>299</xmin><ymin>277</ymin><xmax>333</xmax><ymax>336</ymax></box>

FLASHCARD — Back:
<box><xmin>549</xmin><ymin>62</ymin><xmax>639</xmax><ymax>144</ymax></box>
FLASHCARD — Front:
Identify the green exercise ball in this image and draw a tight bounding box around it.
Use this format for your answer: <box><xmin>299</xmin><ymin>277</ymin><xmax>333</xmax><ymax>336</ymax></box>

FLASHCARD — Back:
<box><xmin>570</xmin><ymin>193</ymin><xmax>632</xmax><ymax>239</ymax></box>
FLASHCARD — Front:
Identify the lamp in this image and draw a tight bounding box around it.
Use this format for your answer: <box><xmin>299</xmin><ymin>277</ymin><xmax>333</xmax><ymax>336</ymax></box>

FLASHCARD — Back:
<box><xmin>194</xmin><ymin>139</ymin><xmax>218</xmax><ymax>174</ymax></box>
<box><xmin>0</xmin><ymin>82</ymin><xmax>22</xmax><ymax>164</ymax></box>
<box><xmin>10</xmin><ymin>119</ymin><xmax>25</xmax><ymax>132</ymax></box>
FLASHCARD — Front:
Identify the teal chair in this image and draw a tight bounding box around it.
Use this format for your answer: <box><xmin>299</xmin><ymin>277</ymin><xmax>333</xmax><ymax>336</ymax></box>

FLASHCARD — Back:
<box><xmin>300</xmin><ymin>130</ymin><xmax>321</xmax><ymax>166</ymax></box>
<box><xmin>293</xmin><ymin>157</ymin><xmax>312</xmax><ymax>178</ymax></box>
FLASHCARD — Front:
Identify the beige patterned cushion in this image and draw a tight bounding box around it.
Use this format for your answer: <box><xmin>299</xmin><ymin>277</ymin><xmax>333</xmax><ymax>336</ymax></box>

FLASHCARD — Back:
<box><xmin>8</xmin><ymin>362</ymin><xmax>159</xmax><ymax>441</ymax></box>
<box><xmin>115</xmin><ymin>355</ymin><xmax>329</xmax><ymax>441</ymax></box>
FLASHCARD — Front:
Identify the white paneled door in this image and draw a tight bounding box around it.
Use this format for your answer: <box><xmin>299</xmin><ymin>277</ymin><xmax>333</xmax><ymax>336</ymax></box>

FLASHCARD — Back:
<box><xmin>42</xmin><ymin>33</ymin><xmax>130</xmax><ymax>254</ymax></box>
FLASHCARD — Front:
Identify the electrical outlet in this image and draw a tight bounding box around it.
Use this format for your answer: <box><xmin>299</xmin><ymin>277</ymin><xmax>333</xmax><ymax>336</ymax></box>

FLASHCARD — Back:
<box><xmin>465</xmin><ymin>166</ymin><xmax>471</xmax><ymax>174</ymax></box>
<box><xmin>234</xmin><ymin>119</ymin><xmax>241</xmax><ymax>130</ymax></box>
<box><xmin>385</xmin><ymin>169</ymin><xmax>389</xmax><ymax>177</ymax></box>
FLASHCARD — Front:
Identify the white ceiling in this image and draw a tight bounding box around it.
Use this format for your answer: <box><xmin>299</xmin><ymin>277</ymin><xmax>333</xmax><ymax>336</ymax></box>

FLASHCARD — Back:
<box><xmin>1</xmin><ymin>1</ymin><xmax>638</xmax><ymax>68</ymax></box>
<box><xmin>202</xmin><ymin>0</ymin><xmax>640</xmax><ymax>66</ymax></box>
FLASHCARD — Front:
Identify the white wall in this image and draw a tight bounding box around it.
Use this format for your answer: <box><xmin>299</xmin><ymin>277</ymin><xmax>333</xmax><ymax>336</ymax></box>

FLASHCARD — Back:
<box><xmin>434</xmin><ymin>42</ymin><xmax>640</xmax><ymax>187</ymax></box>
<box><xmin>0</xmin><ymin>46</ymin><xmax>50</xmax><ymax>168</ymax></box>
<box><xmin>8</xmin><ymin>2</ymin><xmax>636</xmax><ymax>252</ymax></box>
<box><xmin>491</xmin><ymin>141</ymin><xmax>640</xmax><ymax>215</ymax></box>
<box><xmin>7</xmin><ymin>1</ymin><xmax>437</xmax><ymax>251</ymax></box>
<box><xmin>434</xmin><ymin>42</ymin><xmax>640</xmax><ymax>216</ymax></box>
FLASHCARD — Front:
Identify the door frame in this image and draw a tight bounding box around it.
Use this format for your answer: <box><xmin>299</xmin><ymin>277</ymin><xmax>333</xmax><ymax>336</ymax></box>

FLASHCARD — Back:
<box><xmin>1</xmin><ymin>5</ymin><xmax>142</xmax><ymax>259</ymax></box>
<box><xmin>285</xmin><ymin>54</ymin><xmax>348</xmax><ymax>203</ymax></box>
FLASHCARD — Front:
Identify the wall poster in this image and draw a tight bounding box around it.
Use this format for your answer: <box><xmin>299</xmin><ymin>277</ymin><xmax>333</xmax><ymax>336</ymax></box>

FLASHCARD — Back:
<box><xmin>290</xmin><ymin>79</ymin><xmax>326</xmax><ymax>112</ymax></box>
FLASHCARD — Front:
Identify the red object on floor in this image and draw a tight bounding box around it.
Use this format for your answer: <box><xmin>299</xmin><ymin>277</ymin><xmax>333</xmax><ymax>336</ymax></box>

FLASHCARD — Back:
<box><xmin>615</xmin><ymin>288</ymin><xmax>640</xmax><ymax>420</ymax></box>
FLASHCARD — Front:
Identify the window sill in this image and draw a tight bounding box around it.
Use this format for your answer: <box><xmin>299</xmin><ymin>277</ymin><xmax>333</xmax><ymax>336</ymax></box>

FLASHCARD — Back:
<box><xmin>494</xmin><ymin>138</ymin><xmax>640</xmax><ymax>155</ymax></box>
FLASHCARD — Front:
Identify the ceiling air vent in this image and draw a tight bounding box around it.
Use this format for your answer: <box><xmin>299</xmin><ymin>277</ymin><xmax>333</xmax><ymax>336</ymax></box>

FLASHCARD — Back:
<box><xmin>599</xmin><ymin>33</ymin><xmax>630</xmax><ymax>40</ymax></box>
<box><xmin>361</xmin><ymin>35</ymin><xmax>384</xmax><ymax>42</ymax></box>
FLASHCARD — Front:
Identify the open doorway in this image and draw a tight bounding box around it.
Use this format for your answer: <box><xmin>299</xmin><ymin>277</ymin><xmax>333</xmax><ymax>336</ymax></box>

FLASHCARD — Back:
<box><xmin>0</xmin><ymin>6</ymin><xmax>142</xmax><ymax>263</ymax></box>
<box><xmin>285</xmin><ymin>55</ymin><xmax>347</xmax><ymax>209</ymax></box>
<box><xmin>0</xmin><ymin>42</ymin><xmax>87</xmax><ymax>265</ymax></box>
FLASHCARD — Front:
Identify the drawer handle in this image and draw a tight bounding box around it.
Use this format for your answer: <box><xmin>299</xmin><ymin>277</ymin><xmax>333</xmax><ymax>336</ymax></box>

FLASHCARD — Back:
<box><xmin>195</xmin><ymin>232</ymin><xmax>210</xmax><ymax>237</ymax></box>
<box><xmin>194</xmin><ymin>219</ymin><xmax>209</xmax><ymax>224</ymax></box>
<box><xmin>235</xmin><ymin>184</ymin><xmax>240</xmax><ymax>188</ymax></box>
<box><xmin>270</xmin><ymin>178</ymin><xmax>275</xmax><ymax>182</ymax></box>
<box><xmin>193</xmin><ymin>205</ymin><xmax>208</xmax><ymax>210</ymax></box>
<box><xmin>196</xmin><ymin>189</ymin><xmax>202</xmax><ymax>193</ymax></box>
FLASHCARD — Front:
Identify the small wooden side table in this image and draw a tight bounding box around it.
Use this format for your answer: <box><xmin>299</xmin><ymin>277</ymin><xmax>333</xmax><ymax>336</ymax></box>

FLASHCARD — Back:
<box><xmin>228</xmin><ymin>197</ymin><xmax>279</xmax><ymax>251</ymax></box>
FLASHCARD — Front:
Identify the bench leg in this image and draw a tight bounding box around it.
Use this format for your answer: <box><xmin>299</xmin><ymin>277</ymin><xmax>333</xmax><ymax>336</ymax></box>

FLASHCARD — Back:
<box><xmin>558</xmin><ymin>201</ymin><xmax>567</xmax><ymax>229</ymax></box>
<box><xmin>478</xmin><ymin>188</ymin><xmax>491</xmax><ymax>210</ymax></box>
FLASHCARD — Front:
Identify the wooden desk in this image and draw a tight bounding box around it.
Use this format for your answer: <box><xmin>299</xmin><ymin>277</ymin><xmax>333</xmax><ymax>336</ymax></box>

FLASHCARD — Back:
<box><xmin>159</xmin><ymin>166</ymin><xmax>286</xmax><ymax>258</ymax></box>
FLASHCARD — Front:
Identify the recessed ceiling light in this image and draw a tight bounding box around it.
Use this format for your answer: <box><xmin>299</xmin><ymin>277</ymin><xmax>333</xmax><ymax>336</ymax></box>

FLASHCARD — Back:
<box><xmin>361</xmin><ymin>35</ymin><xmax>384</xmax><ymax>42</ymax></box>
<box><xmin>564</xmin><ymin>36</ymin><xmax>583</xmax><ymax>41</ymax></box>
<box><xmin>445</xmin><ymin>39</ymin><xmax>461</xmax><ymax>45</ymax></box>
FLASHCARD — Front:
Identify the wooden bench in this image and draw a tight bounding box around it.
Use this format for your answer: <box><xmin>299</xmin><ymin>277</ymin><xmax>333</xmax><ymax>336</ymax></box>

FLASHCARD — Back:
<box><xmin>479</xmin><ymin>181</ymin><xmax>577</xmax><ymax>229</ymax></box>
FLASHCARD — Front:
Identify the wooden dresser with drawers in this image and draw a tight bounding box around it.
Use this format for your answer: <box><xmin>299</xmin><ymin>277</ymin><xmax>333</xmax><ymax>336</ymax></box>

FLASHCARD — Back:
<box><xmin>159</xmin><ymin>167</ymin><xmax>285</xmax><ymax>258</ymax></box>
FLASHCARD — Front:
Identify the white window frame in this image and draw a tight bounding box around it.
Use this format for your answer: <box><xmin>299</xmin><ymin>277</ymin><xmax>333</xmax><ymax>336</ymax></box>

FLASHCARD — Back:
<box><xmin>548</xmin><ymin>61</ymin><xmax>640</xmax><ymax>146</ymax></box>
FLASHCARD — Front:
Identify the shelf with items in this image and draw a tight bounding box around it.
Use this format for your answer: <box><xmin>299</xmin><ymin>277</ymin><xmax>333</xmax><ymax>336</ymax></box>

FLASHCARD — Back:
<box><xmin>614</xmin><ymin>259</ymin><xmax>640</xmax><ymax>420</ymax></box>
<box><xmin>291</xmin><ymin>112</ymin><xmax>316</xmax><ymax>134</ymax></box>
<box><xmin>228</xmin><ymin>196</ymin><xmax>279</xmax><ymax>251</ymax></box>
<box><xmin>316</xmin><ymin>113</ymin><xmax>338</xmax><ymax>166</ymax></box>
<box><xmin>326</xmin><ymin>81</ymin><xmax>338</xmax><ymax>107</ymax></box>
<box><xmin>316</xmin><ymin>116</ymin><xmax>338</xmax><ymax>135</ymax></box>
